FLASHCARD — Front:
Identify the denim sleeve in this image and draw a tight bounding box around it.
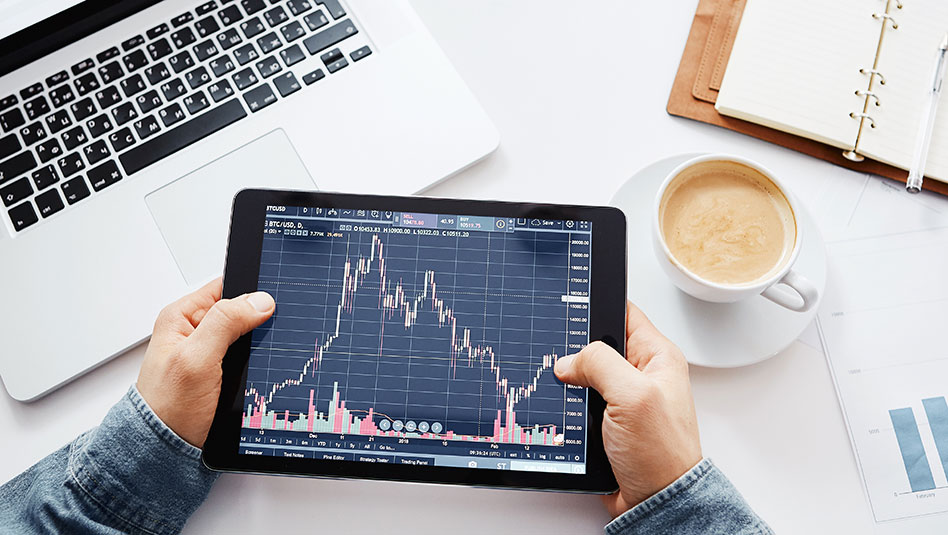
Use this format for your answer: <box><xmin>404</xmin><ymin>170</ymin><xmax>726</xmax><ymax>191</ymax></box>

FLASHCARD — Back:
<box><xmin>605</xmin><ymin>458</ymin><xmax>773</xmax><ymax>535</ymax></box>
<box><xmin>0</xmin><ymin>385</ymin><xmax>218</xmax><ymax>535</ymax></box>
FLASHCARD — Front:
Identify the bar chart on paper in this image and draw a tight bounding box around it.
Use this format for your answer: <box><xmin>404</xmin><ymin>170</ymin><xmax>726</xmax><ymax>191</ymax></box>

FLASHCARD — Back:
<box><xmin>818</xmin><ymin>226</ymin><xmax>948</xmax><ymax>525</ymax></box>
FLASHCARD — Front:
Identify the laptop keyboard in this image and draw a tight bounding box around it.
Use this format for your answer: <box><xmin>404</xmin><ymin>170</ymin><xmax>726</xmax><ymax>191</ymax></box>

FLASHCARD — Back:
<box><xmin>0</xmin><ymin>0</ymin><xmax>371</xmax><ymax>233</ymax></box>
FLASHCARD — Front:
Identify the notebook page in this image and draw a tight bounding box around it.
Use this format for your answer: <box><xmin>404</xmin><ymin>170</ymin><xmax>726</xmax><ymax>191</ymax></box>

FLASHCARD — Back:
<box><xmin>716</xmin><ymin>0</ymin><xmax>882</xmax><ymax>150</ymax></box>
<box><xmin>859</xmin><ymin>1</ymin><xmax>948</xmax><ymax>183</ymax></box>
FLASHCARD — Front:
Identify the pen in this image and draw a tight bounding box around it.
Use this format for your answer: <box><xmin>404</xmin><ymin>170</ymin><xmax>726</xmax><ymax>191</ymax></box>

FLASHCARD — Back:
<box><xmin>907</xmin><ymin>32</ymin><xmax>948</xmax><ymax>194</ymax></box>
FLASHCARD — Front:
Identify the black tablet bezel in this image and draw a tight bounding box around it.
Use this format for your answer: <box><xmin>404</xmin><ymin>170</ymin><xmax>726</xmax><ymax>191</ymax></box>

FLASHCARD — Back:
<box><xmin>203</xmin><ymin>189</ymin><xmax>625</xmax><ymax>494</ymax></box>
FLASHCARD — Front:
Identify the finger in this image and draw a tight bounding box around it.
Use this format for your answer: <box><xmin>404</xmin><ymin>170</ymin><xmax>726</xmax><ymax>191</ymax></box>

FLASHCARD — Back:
<box><xmin>624</xmin><ymin>300</ymin><xmax>687</xmax><ymax>372</ymax></box>
<box><xmin>183</xmin><ymin>277</ymin><xmax>224</xmax><ymax>327</ymax></box>
<box><xmin>185</xmin><ymin>292</ymin><xmax>275</xmax><ymax>364</ymax></box>
<box><xmin>554</xmin><ymin>341</ymin><xmax>641</xmax><ymax>400</ymax></box>
<box><xmin>152</xmin><ymin>278</ymin><xmax>225</xmax><ymax>341</ymax></box>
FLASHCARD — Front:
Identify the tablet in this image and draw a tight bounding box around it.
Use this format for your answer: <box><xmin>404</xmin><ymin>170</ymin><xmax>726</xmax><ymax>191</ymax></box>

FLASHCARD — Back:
<box><xmin>204</xmin><ymin>190</ymin><xmax>626</xmax><ymax>493</ymax></box>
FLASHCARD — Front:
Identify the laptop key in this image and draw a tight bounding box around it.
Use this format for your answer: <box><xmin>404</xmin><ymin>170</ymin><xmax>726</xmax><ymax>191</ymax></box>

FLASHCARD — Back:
<box><xmin>87</xmin><ymin>160</ymin><xmax>122</xmax><ymax>191</ymax></box>
<box><xmin>49</xmin><ymin>85</ymin><xmax>76</xmax><ymax>108</ymax></box>
<box><xmin>148</xmin><ymin>38</ymin><xmax>174</xmax><ymax>61</ymax></box>
<box><xmin>0</xmin><ymin>152</ymin><xmax>36</xmax><ymax>185</ymax></box>
<box><xmin>196</xmin><ymin>1</ymin><xmax>218</xmax><ymax>16</ymax></box>
<box><xmin>241</xmin><ymin>16</ymin><xmax>266</xmax><ymax>38</ymax></box>
<box><xmin>36</xmin><ymin>139</ymin><xmax>63</xmax><ymax>163</ymax></box>
<box><xmin>1</xmin><ymin>177</ymin><xmax>33</xmax><ymax>207</ymax></box>
<box><xmin>303</xmin><ymin>12</ymin><xmax>328</xmax><ymax>31</ymax></box>
<box><xmin>61</xmin><ymin>126</ymin><xmax>87</xmax><ymax>151</ymax></box>
<box><xmin>0</xmin><ymin>95</ymin><xmax>16</xmax><ymax>113</ymax></box>
<box><xmin>287</xmin><ymin>0</ymin><xmax>313</xmax><ymax>16</ymax></box>
<box><xmin>186</xmin><ymin>66</ymin><xmax>212</xmax><ymax>89</ymax></box>
<box><xmin>123</xmin><ymin>50</ymin><xmax>149</xmax><ymax>73</ymax></box>
<box><xmin>320</xmin><ymin>48</ymin><xmax>342</xmax><ymax>64</ymax></box>
<box><xmin>194</xmin><ymin>40</ymin><xmax>220</xmax><ymax>62</ymax></box>
<box><xmin>146</xmin><ymin>23</ymin><xmax>170</xmax><ymax>40</ymax></box>
<box><xmin>36</xmin><ymin>188</ymin><xmax>65</xmax><ymax>218</ymax></box>
<box><xmin>46</xmin><ymin>71</ymin><xmax>70</xmax><ymax>88</ymax></box>
<box><xmin>232</xmin><ymin>67</ymin><xmax>259</xmax><ymax>90</ymax></box>
<box><xmin>273</xmin><ymin>72</ymin><xmax>301</xmax><ymax>97</ymax></box>
<box><xmin>350</xmin><ymin>46</ymin><xmax>371</xmax><ymax>62</ymax></box>
<box><xmin>172</xmin><ymin>12</ymin><xmax>195</xmax><ymax>28</ymax></box>
<box><xmin>71</xmin><ymin>59</ymin><xmax>95</xmax><ymax>76</ymax></box>
<box><xmin>161</xmin><ymin>78</ymin><xmax>187</xmax><ymax>101</ymax></box>
<box><xmin>242</xmin><ymin>0</ymin><xmax>267</xmax><ymax>15</ymax></box>
<box><xmin>208</xmin><ymin>79</ymin><xmax>235</xmax><ymax>102</ymax></box>
<box><xmin>8</xmin><ymin>201</ymin><xmax>38</xmax><ymax>231</ymax></box>
<box><xmin>119</xmin><ymin>98</ymin><xmax>247</xmax><ymax>175</ymax></box>
<box><xmin>210</xmin><ymin>55</ymin><xmax>236</xmax><ymax>77</ymax></box>
<box><xmin>109</xmin><ymin>128</ymin><xmax>136</xmax><ymax>152</ymax></box>
<box><xmin>32</xmin><ymin>164</ymin><xmax>59</xmax><ymax>190</ymax></box>
<box><xmin>264</xmin><ymin>6</ymin><xmax>288</xmax><ymax>27</ymax></box>
<box><xmin>84</xmin><ymin>140</ymin><xmax>111</xmax><ymax>165</ymax></box>
<box><xmin>134</xmin><ymin>116</ymin><xmax>161</xmax><ymax>140</ymax></box>
<box><xmin>74</xmin><ymin>73</ymin><xmax>100</xmax><ymax>96</ymax></box>
<box><xmin>234</xmin><ymin>43</ymin><xmax>260</xmax><ymax>65</ymax></box>
<box><xmin>20</xmin><ymin>83</ymin><xmax>43</xmax><ymax>100</ymax></box>
<box><xmin>122</xmin><ymin>35</ymin><xmax>145</xmax><ymax>51</ymax></box>
<box><xmin>20</xmin><ymin>123</ymin><xmax>47</xmax><ymax>146</ymax></box>
<box><xmin>97</xmin><ymin>47</ymin><xmax>121</xmax><ymax>63</ymax></box>
<box><xmin>61</xmin><ymin>176</ymin><xmax>90</xmax><ymax>205</ymax></box>
<box><xmin>219</xmin><ymin>5</ymin><xmax>243</xmax><ymax>26</ymax></box>
<box><xmin>280</xmin><ymin>21</ymin><xmax>306</xmax><ymax>43</ymax></box>
<box><xmin>257</xmin><ymin>32</ymin><xmax>282</xmax><ymax>54</ymax></box>
<box><xmin>99</xmin><ymin>61</ymin><xmax>124</xmax><ymax>84</ymax></box>
<box><xmin>86</xmin><ymin>114</ymin><xmax>114</xmax><ymax>138</ymax></box>
<box><xmin>280</xmin><ymin>44</ymin><xmax>305</xmax><ymax>67</ymax></box>
<box><xmin>137</xmin><ymin>90</ymin><xmax>162</xmax><ymax>114</ymax></box>
<box><xmin>111</xmin><ymin>102</ymin><xmax>138</xmax><ymax>126</ymax></box>
<box><xmin>120</xmin><ymin>74</ymin><xmax>147</xmax><ymax>97</ymax></box>
<box><xmin>58</xmin><ymin>152</ymin><xmax>85</xmax><ymax>177</ymax></box>
<box><xmin>24</xmin><ymin>96</ymin><xmax>50</xmax><ymax>120</ymax></box>
<box><xmin>303</xmin><ymin>20</ymin><xmax>357</xmax><ymax>55</ymax></box>
<box><xmin>243</xmin><ymin>83</ymin><xmax>276</xmax><ymax>112</ymax></box>
<box><xmin>326</xmin><ymin>57</ymin><xmax>347</xmax><ymax>74</ymax></box>
<box><xmin>169</xmin><ymin>51</ymin><xmax>195</xmax><ymax>74</ymax></box>
<box><xmin>45</xmin><ymin>110</ymin><xmax>72</xmax><ymax>134</ymax></box>
<box><xmin>0</xmin><ymin>109</ymin><xmax>26</xmax><ymax>133</ymax></box>
<box><xmin>255</xmin><ymin>56</ymin><xmax>282</xmax><ymax>78</ymax></box>
<box><xmin>158</xmin><ymin>103</ymin><xmax>187</xmax><ymax>127</ymax></box>
<box><xmin>218</xmin><ymin>28</ymin><xmax>243</xmax><ymax>50</ymax></box>
<box><xmin>172</xmin><ymin>28</ymin><xmax>198</xmax><ymax>49</ymax></box>
<box><xmin>184</xmin><ymin>91</ymin><xmax>210</xmax><ymax>114</ymax></box>
<box><xmin>0</xmin><ymin>134</ymin><xmax>20</xmax><ymax>160</ymax></box>
<box><xmin>95</xmin><ymin>86</ymin><xmax>122</xmax><ymax>110</ymax></box>
<box><xmin>316</xmin><ymin>0</ymin><xmax>345</xmax><ymax>20</ymax></box>
<box><xmin>71</xmin><ymin>97</ymin><xmax>98</xmax><ymax>122</ymax></box>
<box><xmin>145</xmin><ymin>63</ymin><xmax>172</xmax><ymax>84</ymax></box>
<box><xmin>195</xmin><ymin>16</ymin><xmax>221</xmax><ymax>38</ymax></box>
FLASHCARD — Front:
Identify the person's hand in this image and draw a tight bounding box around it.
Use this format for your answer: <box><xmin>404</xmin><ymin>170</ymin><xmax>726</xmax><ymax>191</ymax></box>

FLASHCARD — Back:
<box><xmin>137</xmin><ymin>278</ymin><xmax>275</xmax><ymax>448</ymax></box>
<box><xmin>554</xmin><ymin>301</ymin><xmax>701</xmax><ymax>518</ymax></box>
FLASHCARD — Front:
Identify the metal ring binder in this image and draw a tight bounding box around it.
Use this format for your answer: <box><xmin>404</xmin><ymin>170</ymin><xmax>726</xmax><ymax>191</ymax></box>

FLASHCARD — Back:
<box><xmin>855</xmin><ymin>90</ymin><xmax>881</xmax><ymax>106</ymax></box>
<box><xmin>850</xmin><ymin>112</ymin><xmax>877</xmax><ymax>129</ymax></box>
<box><xmin>859</xmin><ymin>68</ymin><xmax>887</xmax><ymax>85</ymax></box>
<box><xmin>872</xmin><ymin>12</ymin><xmax>899</xmax><ymax>29</ymax></box>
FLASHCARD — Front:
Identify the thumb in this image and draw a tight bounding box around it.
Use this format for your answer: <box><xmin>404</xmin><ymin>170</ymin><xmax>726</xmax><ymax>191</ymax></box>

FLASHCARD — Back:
<box><xmin>555</xmin><ymin>341</ymin><xmax>641</xmax><ymax>401</ymax></box>
<box><xmin>187</xmin><ymin>292</ymin><xmax>275</xmax><ymax>362</ymax></box>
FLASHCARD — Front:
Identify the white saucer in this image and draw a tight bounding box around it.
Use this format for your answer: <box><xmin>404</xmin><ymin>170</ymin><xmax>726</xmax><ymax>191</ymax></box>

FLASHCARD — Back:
<box><xmin>609</xmin><ymin>154</ymin><xmax>827</xmax><ymax>368</ymax></box>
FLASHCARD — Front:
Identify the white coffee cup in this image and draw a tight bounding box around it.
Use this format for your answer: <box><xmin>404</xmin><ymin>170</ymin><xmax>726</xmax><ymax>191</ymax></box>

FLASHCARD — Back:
<box><xmin>651</xmin><ymin>154</ymin><xmax>819</xmax><ymax>312</ymax></box>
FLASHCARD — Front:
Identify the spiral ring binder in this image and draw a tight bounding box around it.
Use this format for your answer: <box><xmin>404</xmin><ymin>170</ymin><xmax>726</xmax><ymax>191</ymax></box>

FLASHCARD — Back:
<box><xmin>844</xmin><ymin>0</ymin><xmax>903</xmax><ymax>162</ymax></box>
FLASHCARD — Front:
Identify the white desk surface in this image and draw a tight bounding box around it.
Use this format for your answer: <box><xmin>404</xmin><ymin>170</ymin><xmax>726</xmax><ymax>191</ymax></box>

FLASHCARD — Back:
<box><xmin>1</xmin><ymin>1</ymin><xmax>928</xmax><ymax>533</ymax></box>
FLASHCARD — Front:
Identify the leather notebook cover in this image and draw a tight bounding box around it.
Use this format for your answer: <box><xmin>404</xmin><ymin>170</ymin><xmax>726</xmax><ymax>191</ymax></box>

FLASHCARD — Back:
<box><xmin>666</xmin><ymin>0</ymin><xmax>948</xmax><ymax>196</ymax></box>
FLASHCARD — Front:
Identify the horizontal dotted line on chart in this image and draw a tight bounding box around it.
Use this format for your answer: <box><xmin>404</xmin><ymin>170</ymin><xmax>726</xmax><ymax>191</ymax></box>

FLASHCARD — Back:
<box><xmin>258</xmin><ymin>280</ymin><xmax>570</xmax><ymax>299</ymax></box>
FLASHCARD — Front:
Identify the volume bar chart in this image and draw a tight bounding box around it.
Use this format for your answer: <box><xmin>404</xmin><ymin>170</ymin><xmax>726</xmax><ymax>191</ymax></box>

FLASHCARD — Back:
<box><xmin>889</xmin><ymin>396</ymin><xmax>948</xmax><ymax>493</ymax></box>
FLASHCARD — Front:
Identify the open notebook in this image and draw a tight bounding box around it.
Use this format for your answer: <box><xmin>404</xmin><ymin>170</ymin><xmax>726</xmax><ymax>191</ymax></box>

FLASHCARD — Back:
<box><xmin>716</xmin><ymin>0</ymin><xmax>948</xmax><ymax>183</ymax></box>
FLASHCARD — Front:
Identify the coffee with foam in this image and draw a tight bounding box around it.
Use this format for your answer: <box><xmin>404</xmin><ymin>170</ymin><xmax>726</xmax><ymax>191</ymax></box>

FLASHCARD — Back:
<box><xmin>659</xmin><ymin>160</ymin><xmax>796</xmax><ymax>285</ymax></box>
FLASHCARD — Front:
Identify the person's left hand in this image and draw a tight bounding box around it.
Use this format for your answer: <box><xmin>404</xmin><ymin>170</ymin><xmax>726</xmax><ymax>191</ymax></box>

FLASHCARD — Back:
<box><xmin>137</xmin><ymin>277</ymin><xmax>275</xmax><ymax>448</ymax></box>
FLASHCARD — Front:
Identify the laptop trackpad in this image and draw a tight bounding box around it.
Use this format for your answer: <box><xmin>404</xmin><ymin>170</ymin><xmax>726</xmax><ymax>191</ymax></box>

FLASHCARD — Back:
<box><xmin>146</xmin><ymin>129</ymin><xmax>316</xmax><ymax>285</ymax></box>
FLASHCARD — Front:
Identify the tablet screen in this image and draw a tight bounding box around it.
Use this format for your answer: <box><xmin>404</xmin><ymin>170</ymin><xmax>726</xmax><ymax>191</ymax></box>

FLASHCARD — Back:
<box><xmin>238</xmin><ymin>205</ymin><xmax>592</xmax><ymax>474</ymax></box>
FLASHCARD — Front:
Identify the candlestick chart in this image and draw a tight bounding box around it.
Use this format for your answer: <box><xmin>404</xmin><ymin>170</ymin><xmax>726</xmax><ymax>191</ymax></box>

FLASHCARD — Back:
<box><xmin>241</xmin><ymin>213</ymin><xmax>591</xmax><ymax>452</ymax></box>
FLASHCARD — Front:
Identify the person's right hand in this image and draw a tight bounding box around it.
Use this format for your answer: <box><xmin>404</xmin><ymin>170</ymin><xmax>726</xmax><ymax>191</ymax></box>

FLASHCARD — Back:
<box><xmin>554</xmin><ymin>301</ymin><xmax>702</xmax><ymax>518</ymax></box>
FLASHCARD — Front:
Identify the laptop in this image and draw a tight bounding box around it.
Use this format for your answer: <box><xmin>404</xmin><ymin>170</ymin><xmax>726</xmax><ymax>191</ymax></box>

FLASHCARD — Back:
<box><xmin>0</xmin><ymin>0</ymin><xmax>498</xmax><ymax>401</ymax></box>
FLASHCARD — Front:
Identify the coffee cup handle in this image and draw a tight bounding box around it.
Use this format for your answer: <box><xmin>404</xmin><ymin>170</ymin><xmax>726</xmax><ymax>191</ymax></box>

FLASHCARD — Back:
<box><xmin>761</xmin><ymin>269</ymin><xmax>819</xmax><ymax>312</ymax></box>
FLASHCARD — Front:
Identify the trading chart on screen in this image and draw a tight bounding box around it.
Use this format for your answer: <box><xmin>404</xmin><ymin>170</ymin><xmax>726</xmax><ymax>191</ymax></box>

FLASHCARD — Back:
<box><xmin>239</xmin><ymin>205</ymin><xmax>592</xmax><ymax>474</ymax></box>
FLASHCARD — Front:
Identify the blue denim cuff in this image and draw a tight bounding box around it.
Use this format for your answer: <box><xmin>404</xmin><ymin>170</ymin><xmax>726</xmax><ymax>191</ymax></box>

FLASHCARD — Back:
<box><xmin>67</xmin><ymin>385</ymin><xmax>218</xmax><ymax>535</ymax></box>
<box><xmin>605</xmin><ymin>458</ymin><xmax>773</xmax><ymax>535</ymax></box>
